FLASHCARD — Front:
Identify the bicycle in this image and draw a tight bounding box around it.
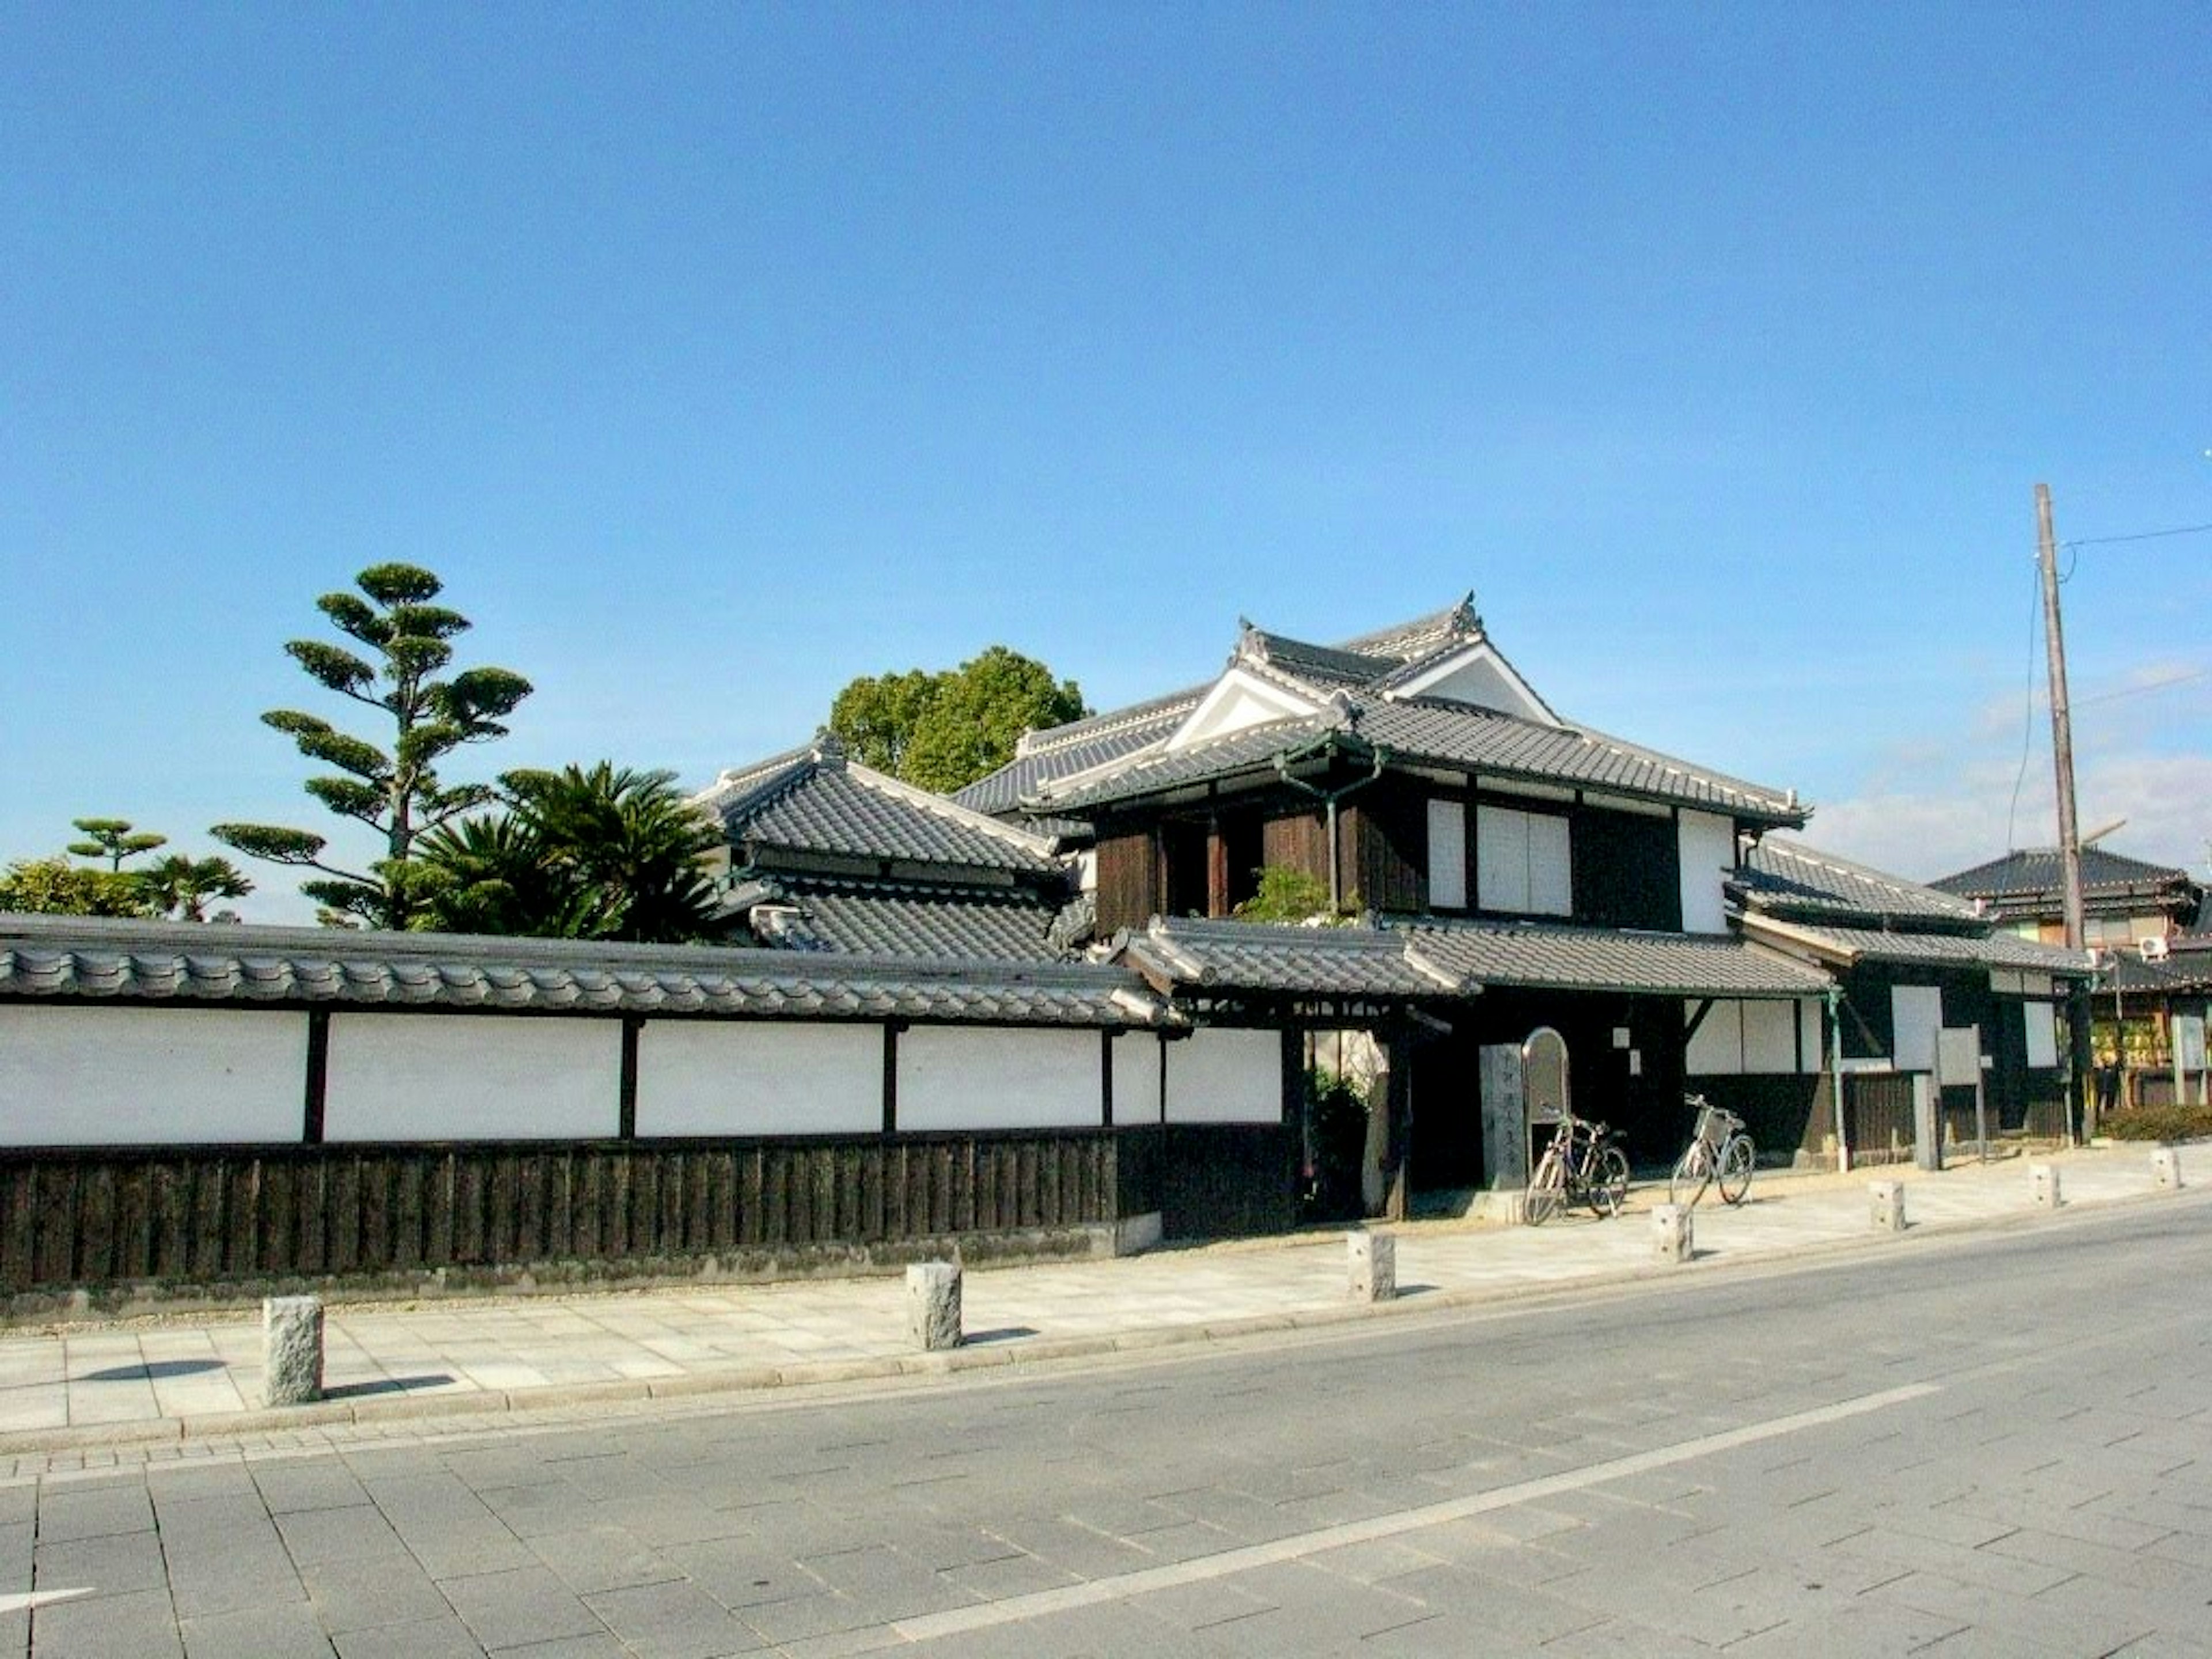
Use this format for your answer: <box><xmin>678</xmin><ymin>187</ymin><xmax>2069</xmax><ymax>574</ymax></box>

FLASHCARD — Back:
<box><xmin>1525</xmin><ymin>1113</ymin><xmax>1630</xmax><ymax>1225</ymax></box>
<box><xmin>1669</xmin><ymin>1094</ymin><xmax>1753</xmax><ymax>1209</ymax></box>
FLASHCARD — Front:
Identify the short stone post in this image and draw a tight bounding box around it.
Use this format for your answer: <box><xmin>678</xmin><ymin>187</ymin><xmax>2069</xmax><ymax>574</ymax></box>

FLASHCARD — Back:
<box><xmin>906</xmin><ymin>1262</ymin><xmax>963</xmax><ymax>1351</ymax></box>
<box><xmin>1348</xmin><ymin>1231</ymin><xmax>1396</xmax><ymax>1303</ymax></box>
<box><xmin>1869</xmin><ymin>1179</ymin><xmax>1907</xmax><ymax>1233</ymax></box>
<box><xmin>2030</xmin><ymin>1164</ymin><xmax>2062</xmax><ymax>1209</ymax></box>
<box><xmin>1652</xmin><ymin>1203</ymin><xmax>1692</xmax><ymax>1264</ymax></box>
<box><xmin>2152</xmin><ymin>1147</ymin><xmax>2184</xmax><ymax>1190</ymax></box>
<box><xmin>261</xmin><ymin>1295</ymin><xmax>324</xmax><ymax>1407</ymax></box>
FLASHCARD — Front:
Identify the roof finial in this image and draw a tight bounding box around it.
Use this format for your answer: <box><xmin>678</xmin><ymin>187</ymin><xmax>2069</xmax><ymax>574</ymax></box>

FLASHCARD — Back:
<box><xmin>1450</xmin><ymin>591</ymin><xmax>1483</xmax><ymax>636</ymax></box>
<box><xmin>811</xmin><ymin>728</ymin><xmax>847</xmax><ymax>769</ymax></box>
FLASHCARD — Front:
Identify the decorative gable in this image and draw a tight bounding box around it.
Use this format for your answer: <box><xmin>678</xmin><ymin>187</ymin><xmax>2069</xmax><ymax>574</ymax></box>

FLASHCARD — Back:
<box><xmin>1385</xmin><ymin>639</ymin><xmax>1559</xmax><ymax>725</ymax></box>
<box><xmin>1164</xmin><ymin>666</ymin><xmax>1323</xmax><ymax>752</ymax></box>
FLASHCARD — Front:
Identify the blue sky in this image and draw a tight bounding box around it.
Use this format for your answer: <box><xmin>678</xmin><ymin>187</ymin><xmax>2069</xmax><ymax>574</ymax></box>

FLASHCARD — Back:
<box><xmin>5</xmin><ymin>2</ymin><xmax>2209</xmax><ymax>922</ymax></box>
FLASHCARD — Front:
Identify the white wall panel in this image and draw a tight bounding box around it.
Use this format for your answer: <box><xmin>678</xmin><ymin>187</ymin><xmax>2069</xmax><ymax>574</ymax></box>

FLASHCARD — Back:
<box><xmin>1685</xmin><ymin>999</ymin><xmax>1743</xmax><ymax>1076</ymax></box>
<box><xmin>1799</xmin><ymin>998</ymin><xmax>1826</xmax><ymax>1073</ymax></box>
<box><xmin>1890</xmin><ymin>986</ymin><xmax>1942</xmax><ymax>1073</ymax></box>
<box><xmin>1743</xmin><ymin>1000</ymin><xmax>1799</xmax><ymax>1074</ymax></box>
<box><xmin>1165</xmin><ymin>1028</ymin><xmax>1283</xmax><ymax>1123</ymax></box>
<box><xmin>1426</xmin><ymin>799</ymin><xmax>1467</xmax><ymax>909</ymax></box>
<box><xmin>2024</xmin><ymin>1002</ymin><xmax>2059</xmax><ymax>1069</ymax></box>
<box><xmin>1677</xmin><ymin>811</ymin><xmax>1735</xmax><ymax>934</ymax></box>
<box><xmin>1528</xmin><ymin>812</ymin><xmax>1573</xmax><ymax>915</ymax></box>
<box><xmin>1476</xmin><ymin>804</ymin><xmax>1529</xmax><ymax>912</ymax></box>
<box><xmin>897</xmin><ymin>1027</ymin><xmax>1100</xmax><ymax>1131</ymax></box>
<box><xmin>637</xmin><ymin>1021</ymin><xmax>881</xmax><ymax>1137</ymax></box>
<box><xmin>1112</xmin><ymin>1035</ymin><xmax>1164</xmax><ymax>1126</ymax></box>
<box><xmin>324</xmin><ymin>1014</ymin><xmax>620</xmax><ymax>1141</ymax></box>
<box><xmin>0</xmin><ymin>1006</ymin><xmax>306</xmax><ymax>1146</ymax></box>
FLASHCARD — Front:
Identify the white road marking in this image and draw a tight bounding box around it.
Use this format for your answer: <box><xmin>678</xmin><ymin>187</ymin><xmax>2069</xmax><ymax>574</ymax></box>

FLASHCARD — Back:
<box><xmin>891</xmin><ymin>1381</ymin><xmax>1941</xmax><ymax>1643</ymax></box>
<box><xmin>0</xmin><ymin>1588</ymin><xmax>94</xmax><ymax>1615</ymax></box>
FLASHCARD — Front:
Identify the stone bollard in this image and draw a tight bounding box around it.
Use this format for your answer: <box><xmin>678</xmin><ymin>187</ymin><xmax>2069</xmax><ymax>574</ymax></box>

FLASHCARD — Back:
<box><xmin>1347</xmin><ymin>1231</ymin><xmax>1396</xmax><ymax>1303</ymax></box>
<box><xmin>262</xmin><ymin>1295</ymin><xmax>324</xmax><ymax>1407</ymax></box>
<box><xmin>1869</xmin><ymin>1179</ymin><xmax>1907</xmax><ymax>1233</ymax></box>
<box><xmin>2030</xmin><ymin>1164</ymin><xmax>2062</xmax><ymax>1209</ymax></box>
<box><xmin>906</xmin><ymin>1262</ymin><xmax>963</xmax><ymax>1352</ymax></box>
<box><xmin>1652</xmin><ymin>1203</ymin><xmax>1692</xmax><ymax>1264</ymax></box>
<box><xmin>2152</xmin><ymin>1147</ymin><xmax>2184</xmax><ymax>1190</ymax></box>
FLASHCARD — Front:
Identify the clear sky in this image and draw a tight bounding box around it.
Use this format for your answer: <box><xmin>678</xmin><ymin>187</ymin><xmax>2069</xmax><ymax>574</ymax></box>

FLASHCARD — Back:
<box><xmin>5</xmin><ymin>2</ymin><xmax>2209</xmax><ymax>923</ymax></box>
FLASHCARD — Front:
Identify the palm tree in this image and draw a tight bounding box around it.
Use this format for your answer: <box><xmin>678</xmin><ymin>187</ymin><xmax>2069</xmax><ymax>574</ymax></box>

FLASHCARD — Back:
<box><xmin>415</xmin><ymin>763</ymin><xmax>726</xmax><ymax>944</ymax></box>
<box><xmin>134</xmin><ymin>854</ymin><xmax>254</xmax><ymax>922</ymax></box>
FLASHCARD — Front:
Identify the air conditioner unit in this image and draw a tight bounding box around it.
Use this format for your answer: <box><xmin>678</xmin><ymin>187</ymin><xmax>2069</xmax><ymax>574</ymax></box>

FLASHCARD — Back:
<box><xmin>2139</xmin><ymin>935</ymin><xmax>2171</xmax><ymax>963</ymax></box>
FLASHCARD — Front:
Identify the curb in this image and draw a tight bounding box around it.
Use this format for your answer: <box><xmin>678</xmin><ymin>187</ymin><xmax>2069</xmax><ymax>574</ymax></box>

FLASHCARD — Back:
<box><xmin>2</xmin><ymin>1164</ymin><xmax>2198</xmax><ymax>1460</ymax></box>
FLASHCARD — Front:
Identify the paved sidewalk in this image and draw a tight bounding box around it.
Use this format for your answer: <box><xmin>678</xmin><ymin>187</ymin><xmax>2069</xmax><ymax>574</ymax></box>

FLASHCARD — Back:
<box><xmin>0</xmin><ymin>1143</ymin><xmax>2198</xmax><ymax>1459</ymax></box>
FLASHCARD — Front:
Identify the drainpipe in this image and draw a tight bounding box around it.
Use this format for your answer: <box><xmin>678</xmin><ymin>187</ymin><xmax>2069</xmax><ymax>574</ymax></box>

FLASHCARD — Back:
<box><xmin>1272</xmin><ymin>741</ymin><xmax>1388</xmax><ymax>914</ymax></box>
<box><xmin>1827</xmin><ymin>983</ymin><xmax>1850</xmax><ymax>1173</ymax></box>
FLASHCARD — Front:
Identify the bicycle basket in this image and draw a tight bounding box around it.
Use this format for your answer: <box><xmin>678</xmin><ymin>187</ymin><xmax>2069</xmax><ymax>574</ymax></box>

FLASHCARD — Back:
<box><xmin>1695</xmin><ymin>1103</ymin><xmax>1744</xmax><ymax>1148</ymax></box>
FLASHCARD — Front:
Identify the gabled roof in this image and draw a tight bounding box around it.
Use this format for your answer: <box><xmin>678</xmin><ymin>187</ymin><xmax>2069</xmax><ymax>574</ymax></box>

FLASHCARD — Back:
<box><xmin>1732</xmin><ymin>836</ymin><xmax>1984</xmax><ymax>929</ymax></box>
<box><xmin>1736</xmin><ymin>912</ymin><xmax>2093</xmax><ymax>979</ymax></box>
<box><xmin>696</xmin><ymin>733</ymin><xmax>1063</xmax><ymax>875</ymax></box>
<box><xmin>994</xmin><ymin>595</ymin><xmax>1801</xmax><ymax>825</ymax></box>
<box><xmin>1401</xmin><ymin>919</ymin><xmax>1834</xmax><ymax>998</ymax></box>
<box><xmin>736</xmin><ymin>874</ymin><xmax>1079</xmax><ymax>961</ymax></box>
<box><xmin>1931</xmin><ymin>847</ymin><xmax>2199</xmax><ymax>907</ymax></box>
<box><xmin>0</xmin><ymin>914</ymin><xmax>1172</xmax><ymax>1028</ymax></box>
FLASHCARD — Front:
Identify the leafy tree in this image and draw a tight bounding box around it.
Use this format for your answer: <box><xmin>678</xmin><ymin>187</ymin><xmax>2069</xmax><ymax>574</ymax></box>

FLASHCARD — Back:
<box><xmin>213</xmin><ymin>563</ymin><xmax>532</xmax><ymax>929</ymax></box>
<box><xmin>1233</xmin><ymin>866</ymin><xmax>1358</xmax><ymax>925</ymax></box>
<box><xmin>416</xmin><ymin>763</ymin><xmax>725</xmax><ymax>943</ymax></box>
<box><xmin>135</xmin><ymin>854</ymin><xmax>255</xmax><ymax>923</ymax></box>
<box><xmin>67</xmin><ymin>817</ymin><xmax>166</xmax><ymax>870</ymax></box>
<box><xmin>0</xmin><ymin>857</ymin><xmax>153</xmax><ymax>917</ymax></box>
<box><xmin>828</xmin><ymin>646</ymin><xmax>1086</xmax><ymax>794</ymax></box>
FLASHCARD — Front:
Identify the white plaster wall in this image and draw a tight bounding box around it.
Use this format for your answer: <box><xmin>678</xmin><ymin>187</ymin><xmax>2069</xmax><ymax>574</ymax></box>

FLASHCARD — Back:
<box><xmin>1677</xmin><ymin>811</ymin><xmax>1735</xmax><ymax>934</ymax></box>
<box><xmin>2025</xmin><ymin>1002</ymin><xmax>2059</xmax><ymax>1068</ymax></box>
<box><xmin>1426</xmin><ymin>798</ymin><xmax>1467</xmax><ymax>908</ymax></box>
<box><xmin>1685</xmin><ymin>999</ymin><xmax>1743</xmax><ymax>1075</ymax></box>
<box><xmin>1165</xmin><ymin>1028</ymin><xmax>1283</xmax><ymax>1123</ymax></box>
<box><xmin>1743</xmin><ymin>1000</ymin><xmax>1799</xmax><ymax>1073</ymax></box>
<box><xmin>1113</xmin><ymin>1035</ymin><xmax>1164</xmax><ymax>1126</ymax></box>
<box><xmin>897</xmin><ymin>1027</ymin><xmax>1101</xmax><ymax>1131</ymax></box>
<box><xmin>323</xmin><ymin>1014</ymin><xmax>620</xmax><ymax>1141</ymax></box>
<box><xmin>1800</xmin><ymin>998</ymin><xmax>1826</xmax><ymax>1072</ymax></box>
<box><xmin>0</xmin><ymin>1005</ymin><xmax>307</xmax><ymax>1146</ymax></box>
<box><xmin>637</xmin><ymin>1021</ymin><xmax>882</xmax><ymax>1137</ymax></box>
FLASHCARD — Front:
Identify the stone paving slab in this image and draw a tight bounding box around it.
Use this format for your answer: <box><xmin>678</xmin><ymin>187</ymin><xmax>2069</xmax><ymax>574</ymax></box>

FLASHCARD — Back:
<box><xmin>0</xmin><ymin>1144</ymin><xmax>2198</xmax><ymax>1465</ymax></box>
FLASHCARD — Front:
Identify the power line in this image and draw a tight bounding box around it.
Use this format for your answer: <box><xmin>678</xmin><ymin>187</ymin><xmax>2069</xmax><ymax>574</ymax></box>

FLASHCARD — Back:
<box><xmin>2061</xmin><ymin>520</ymin><xmax>2212</xmax><ymax>550</ymax></box>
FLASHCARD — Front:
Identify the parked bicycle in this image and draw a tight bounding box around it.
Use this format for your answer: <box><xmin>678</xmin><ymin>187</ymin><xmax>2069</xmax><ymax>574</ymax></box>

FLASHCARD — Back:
<box><xmin>1669</xmin><ymin>1094</ymin><xmax>1753</xmax><ymax>1209</ymax></box>
<box><xmin>1525</xmin><ymin>1112</ymin><xmax>1629</xmax><ymax>1225</ymax></box>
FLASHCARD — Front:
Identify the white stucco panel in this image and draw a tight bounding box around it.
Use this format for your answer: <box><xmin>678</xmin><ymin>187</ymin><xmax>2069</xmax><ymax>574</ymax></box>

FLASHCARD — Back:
<box><xmin>324</xmin><ymin>1014</ymin><xmax>620</xmax><ymax>1141</ymax></box>
<box><xmin>1677</xmin><ymin>811</ymin><xmax>1734</xmax><ymax>934</ymax></box>
<box><xmin>1741</xmin><ymin>999</ymin><xmax>1799</xmax><ymax>1074</ymax></box>
<box><xmin>1426</xmin><ymin>798</ymin><xmax>1467</xmax><ymax>909</ymax></box>
<box><xmin>1113</xmin><ymin>1034</ymin><xmax>1164</xmax><ymax>1126</ymax></box>
<box><xmin>638</xmin><ymin>1021</ymin><xmax>882</xmax><ymax>1137</ymax></box>
<box><xmin>1685</xmin><ymin>999</ymin><xmax>1743</xmax><ymax>1076</ymax></box>
<box><xmin>898</xmin><ymin>1026</ymin><xmax>1101</xmax><ymax>1131</ymax></box>
<box><xmin>1165</xmin><ymin>1028</ymin><xmax>1283</xmax><ymax>1123</ymax></box>
<box><xmin>0</xmin><ymin>1005</ymin><xmax>308</xmax><ymax>1146</ymax></box>
<box><xmin>1799</xmin><ymin>997</ymin><xmax>1826</xmax><ymax>1073</ymax></box>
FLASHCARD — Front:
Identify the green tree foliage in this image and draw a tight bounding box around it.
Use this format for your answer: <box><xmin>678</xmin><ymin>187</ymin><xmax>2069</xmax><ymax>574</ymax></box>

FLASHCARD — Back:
<box><xmin>135</xmin><ymin>854</ymin><xmax>255</xmax><ymax>922</ymax></box>
<box><xmin>416</xmin><ymin>763</ymin><xmax>726</xmax><ymax>944</ymax></box>
<box><xmin>66</xmin><ymin>817</ymin><xmax>166</xmax><ymax>870</ymax></box>
<box><xmin>213</xmin><ymin>563</ymin><xmax>532</xmax><ymax>929</ymax></box>
<box><xmin>828</xmin><ymin>646</ymin><xmax>1086</xmax><ymax>794</ymax></box>
<box><xmin>0</xmin><ymin>857</ymin><xmax>153</xmax><ymax>916</ymax></box>
<box><xmin>1232</xmin><ymin>866</ymin><xmax>1358</xmax><ymax>925</ymax></box>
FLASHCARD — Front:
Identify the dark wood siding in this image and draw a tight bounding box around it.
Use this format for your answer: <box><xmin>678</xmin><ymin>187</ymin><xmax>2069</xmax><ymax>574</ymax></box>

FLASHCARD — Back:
<box><xmin>1346</xmin><ymin>789</ymin><xmax>1426</xmax><ymax>915</ymax></box>
<box><xmin>1094</xmin><ymin>829</ymin><xmax>1160</xmax><ymax>934</ymax></box>
<box><xmin>1260</xmin><ymin>809</ymin><xmax>1330</xmax><ymax>888</ymax></box>
<box><xmin>1573</xmin><ymin>806</ymin><xmax>1680</xmax><ymax>930</ymax></box>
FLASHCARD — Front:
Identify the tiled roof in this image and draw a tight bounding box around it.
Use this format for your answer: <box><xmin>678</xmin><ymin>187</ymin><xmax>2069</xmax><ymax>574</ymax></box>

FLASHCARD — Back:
<box><xmin>953</xmin><ymin>693</ymin><xmax>1199</xmax><ymax>817</ymax></box>
<box><xmin>0</xmin><ymin>915</ymin><xmax>1169</xmax><ymax>1028</ymax></box>
<box><xmin>1401</xmin><ymin>919</ymin><xmax>1834</xmax><ymax>998</ymax></box>
<box><xmin>1120</xmin><ymin>917</ymin><xmax>1474</xmax><ymax>998</ymax></box>
<box><xmin>1027</xmin><ymin>698</ymin><xmax>1802</xmax><ymax>824</ymax></box>
<box><xmin>1736</xmin><ymin>913</ymin><xmax>2093</xmax><ymax>978</ymax></box>
<box><xmin>697</xmin><ymin>736</ymin><xmax>1062</xmax><ymax>873</ymax></box>
<box><xmin>1240</xmin><ymin>630</ymin><xmax>1399</xmax><ymax>688</ymax></box>
<box><xmin>744</xmin><ymin>876</ymin><xmax>1075</xmax><ymax>961</ymax></box>
<box><xmin>1931</xmin><ymin>847</ymin><xmax>2195</xmax><ymax>903</ymax></box>
<box><xmin>1733</xmin><ymin>837</ymin><xmax>1983</xmax><ymax>926</ymax></box>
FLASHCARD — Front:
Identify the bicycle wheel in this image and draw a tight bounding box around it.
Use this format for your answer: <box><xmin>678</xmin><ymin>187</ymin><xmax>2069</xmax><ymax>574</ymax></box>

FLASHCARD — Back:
<box><xmin>1717</xmin><ymin>1135</ymin><xmax>1754</xmax><ymax>1205</ymax></box>
<box><xmin>1669</xmin><ymin>1143</ymin><xmax>1711</xmax><ymax>1209</ymax></box>
<box><xmin>1526</xmin><ymin>1148</ymin><xmax>1565</xmax><ymax>1226</ymax></box>
<box><xmin>1586</xmin><ymin>1146</ymin><xmax>1629</xmax><ymax>1217</ymax></box>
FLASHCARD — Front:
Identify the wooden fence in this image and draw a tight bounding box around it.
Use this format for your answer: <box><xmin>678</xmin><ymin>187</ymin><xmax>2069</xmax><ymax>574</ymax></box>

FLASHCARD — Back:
<box><xmin>0</xmin><ymin>1131</ymin><xmax>1133</xmax><ymax>1301</ymax></box>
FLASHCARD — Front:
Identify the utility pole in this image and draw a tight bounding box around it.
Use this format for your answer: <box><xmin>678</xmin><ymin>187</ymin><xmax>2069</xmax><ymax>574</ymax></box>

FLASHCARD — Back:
<box><xmin>2036</xmin><ymin>483</ymin><xmax>2093</xmax><ymax>1139</ymax></box>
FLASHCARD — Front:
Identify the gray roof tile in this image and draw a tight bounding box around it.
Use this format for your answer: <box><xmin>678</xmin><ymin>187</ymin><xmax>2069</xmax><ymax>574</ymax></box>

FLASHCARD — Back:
<box><xmin>1122</xmin><ymin>918</ymin><xmax>1471</xmax><ymax>998</ymax></box>
<box><xmin>1733</xmin><ymin>836</ymin><xmax>1984</xmax><ymax>925</ymax></box>
<box><xmin>0</xmin><ymin>915</ymin><xmax>1168</xmax><ymax>1028</ymax></box>
<box><xmin>1736</xmin><ymin>914</ymin><xmax>2092</xmax><ymax>977</ymax></box>
<box><xmin>747</xmin><ymin>876</ymin><xmax>1075</xmax><ymax>960</ymax></box>
<box><xmin>1401</xmin><ymin>919</ymin><xmax>1834</xmax><ymax>997</ymax></box>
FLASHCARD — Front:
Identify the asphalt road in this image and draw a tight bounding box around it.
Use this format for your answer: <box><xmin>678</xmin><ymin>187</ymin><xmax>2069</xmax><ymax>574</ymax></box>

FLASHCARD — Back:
<box><xmin>6</xmin><ymin>1194</ymin><xmax>2211</xmax><ymax>1657</ymax></box>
